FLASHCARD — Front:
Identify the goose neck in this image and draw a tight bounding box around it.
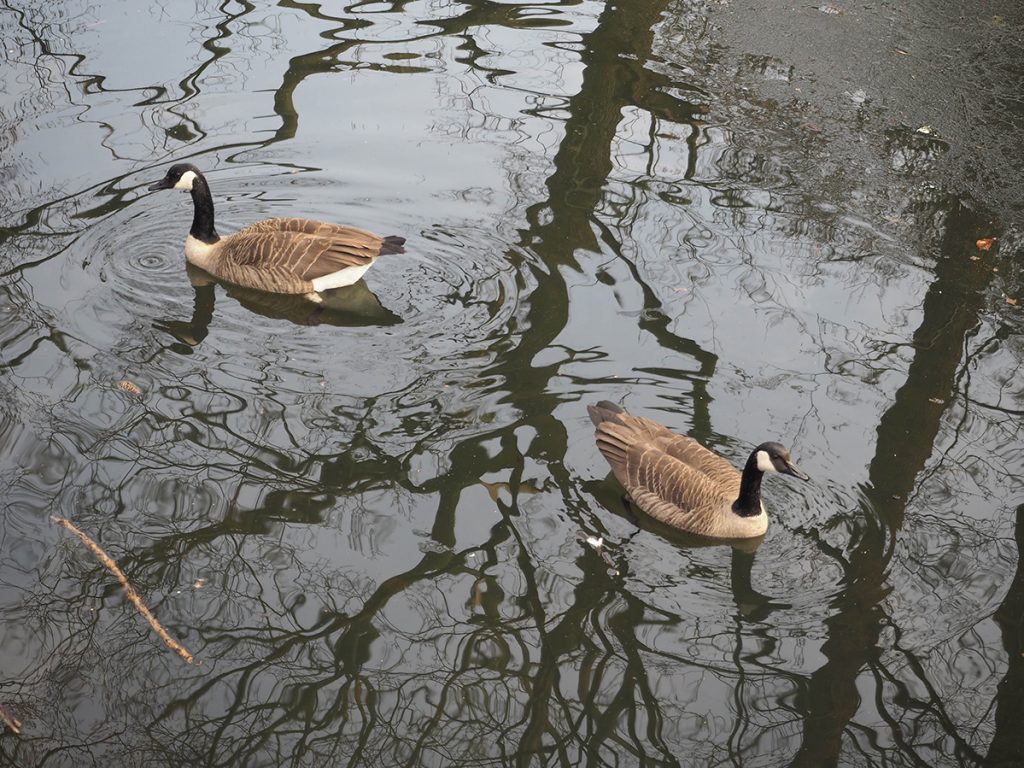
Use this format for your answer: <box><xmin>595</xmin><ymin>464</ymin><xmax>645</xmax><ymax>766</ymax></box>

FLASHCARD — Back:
<box><xmin>189</xmin><ymin>174</ymin><xmax>220</xmax><ymax>244</ymax></box>
<box><xmin>732</xmin><ymin>452</ymin><xmax>765</xmax><ymax>517</ymax></box>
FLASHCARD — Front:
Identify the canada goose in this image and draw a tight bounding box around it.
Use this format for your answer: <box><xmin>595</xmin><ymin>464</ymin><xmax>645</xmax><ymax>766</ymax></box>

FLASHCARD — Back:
<box><xmin>148</xmin><ymin>163</ymin><xmax>405</xmax><ymax>302</ymax></box>
<box><xmin>588</xmin><ymin>401</ymin><xmax>809</xmax><ymax>539</ymax></box>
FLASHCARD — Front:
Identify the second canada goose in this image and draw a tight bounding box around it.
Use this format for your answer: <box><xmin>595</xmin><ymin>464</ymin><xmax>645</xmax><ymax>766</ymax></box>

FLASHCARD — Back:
<box><xmin>148</xmin><ymin>163</ymin><xmax>405</xmax><ymax>302</ymax></box>
<box><xmin>588</xmin><ymin>401</ymin><xmax>809</xmax><ymax>539</ymax></box>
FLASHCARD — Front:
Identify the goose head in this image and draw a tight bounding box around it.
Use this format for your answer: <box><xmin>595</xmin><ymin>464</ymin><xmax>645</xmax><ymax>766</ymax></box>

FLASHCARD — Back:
<box><xmin>753</xmin><ymin>441</ymin><xmax>810</xmax><ymax>481</ymax></box>
<box><xmin>149</xmin><ymin>163</ymin><xmax>203</xmax><ymax>192</ymax></box>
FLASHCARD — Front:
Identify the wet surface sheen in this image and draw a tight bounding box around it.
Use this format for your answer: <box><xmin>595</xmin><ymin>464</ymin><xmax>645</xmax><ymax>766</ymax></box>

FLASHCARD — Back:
<box><xmin>1</xmin><ymin>0</ymin><xmax>1023</xmax><ymax>766</ymax></box>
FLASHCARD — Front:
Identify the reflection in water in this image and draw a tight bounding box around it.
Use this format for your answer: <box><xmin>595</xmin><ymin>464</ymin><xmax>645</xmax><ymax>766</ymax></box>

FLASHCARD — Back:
<box><xmin>0</xmin><ymin>0</ymin><xmax>1022</xmax><ymax>766</ymax></box>
<box><xmin>155</xmin><ymin>264</ymin><xmax>402</xmax><ymax>350</ymax></box>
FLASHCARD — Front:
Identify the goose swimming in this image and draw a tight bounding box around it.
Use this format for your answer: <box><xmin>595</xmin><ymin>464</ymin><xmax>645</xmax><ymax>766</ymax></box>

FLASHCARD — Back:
<box><xmin>588</xmin><ymin>400</ymin><xmax>809</xmax><ymax>539</ymax></box>
<box><xmin>148</xmin><ymin>163</ymin><xmax>405</xmax><ymax>302</ymax></box>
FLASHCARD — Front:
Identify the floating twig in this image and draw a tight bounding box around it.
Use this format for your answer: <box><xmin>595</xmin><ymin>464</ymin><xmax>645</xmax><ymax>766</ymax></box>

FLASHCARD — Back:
<box><xmin>50</xmin><ymin>517</ymin><xmax>195</xmax><ymax>664</ymax></box>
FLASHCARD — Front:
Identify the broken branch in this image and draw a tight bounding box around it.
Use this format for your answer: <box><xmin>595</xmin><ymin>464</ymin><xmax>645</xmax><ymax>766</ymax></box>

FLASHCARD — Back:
<box><xmin>50</xmin><ymin>517</ymin><xmax>195</xmax><ymax>664</ymax></box>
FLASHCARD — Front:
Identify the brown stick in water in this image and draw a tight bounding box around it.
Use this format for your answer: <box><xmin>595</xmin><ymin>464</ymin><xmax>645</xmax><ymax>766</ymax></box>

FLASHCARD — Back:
<box><xmin>50</xmin><ymin>517</ymin><xmax>195</xmax><ymax>664</ymax></box>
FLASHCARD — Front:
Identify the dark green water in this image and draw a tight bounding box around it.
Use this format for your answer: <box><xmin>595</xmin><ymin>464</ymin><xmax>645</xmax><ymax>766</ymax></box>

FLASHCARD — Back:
<box><xmin>1</xmin><ymin>0</ymin><xmax>1023</xmax><ymax>765</ymax></box>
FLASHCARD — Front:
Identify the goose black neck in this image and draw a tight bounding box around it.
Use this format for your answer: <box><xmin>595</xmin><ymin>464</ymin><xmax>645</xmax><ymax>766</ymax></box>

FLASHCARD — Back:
<box><xmin>732</xmin><ymin>452</ymin><xmax>765</xmax><ymax>517</ymax></box>
<box><xmin>189</xmin><ymin>174</ymin><xmax>220</xmax><ymax>244</ymax></box>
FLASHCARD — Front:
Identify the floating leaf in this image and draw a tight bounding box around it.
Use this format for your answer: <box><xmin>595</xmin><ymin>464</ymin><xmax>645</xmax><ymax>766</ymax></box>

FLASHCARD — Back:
<box><xmin>117</xmin><ymin>379</ymin><xmax>142</xmax><ymax>395</ymax></box>
<box><xmin>975</xmin><ymin>237</ymin><xmax>996</xmax><ymax>251</ymax></box>
<box><xmin>0</xmin><ymin>704</ymin><xmax>20</xmax><ymax>734</ymax></box>
<box><xmin>916</xmin><ymin>125</ymin><xmax>934</xmax><ymax>135</ymax></box>
<box><xmin>1007</xmin><ymin>296</ymin><xmax>1018</xmax><ymax>306</ymax></box>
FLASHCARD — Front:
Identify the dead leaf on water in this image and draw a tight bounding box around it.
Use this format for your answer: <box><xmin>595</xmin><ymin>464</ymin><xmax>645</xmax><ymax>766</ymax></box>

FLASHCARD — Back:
<box><xmin>928</xmin><ymin>397</ymin><xmax>945</xmax><ymax>404</ymax></box>
<box><xmin>1007</xmin><ymin>296</ymin><xmax>1018</xmax><ymax>306</ymax></box>
<box><xmin>117</xmin><ymin>380</ymin><xmax>142</xmax><ymax>395</ymax></box>
<box><xmin>193</xmin><ymin>578</ymin><xmax>206</xmax><ymax>589</ymax></box>
<box><xmin>975</xmin><ymin>237</ymin><xmax>996</xmax><ymax>251</ymax></box>
<box><xmin>895</xmin><ymin>47</ymin><xmax>910</xmax><ymax>56</ymax></box>
<box><xmin>0</xmin><ymin>704</ymin><xmax>21</xmax><ymax>734</ymax></box>
<box><xmin>916</xmin><ymin>125</ymin><xmax>934</xmax><ymax>135</ymax></box>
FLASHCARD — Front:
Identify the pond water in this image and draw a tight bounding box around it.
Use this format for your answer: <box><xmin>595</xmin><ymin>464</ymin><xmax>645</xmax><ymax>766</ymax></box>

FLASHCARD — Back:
<box><xmin>2</xmin><ymin>0</ymin><xmax>1023</xmax><ymax>765</ymax></box>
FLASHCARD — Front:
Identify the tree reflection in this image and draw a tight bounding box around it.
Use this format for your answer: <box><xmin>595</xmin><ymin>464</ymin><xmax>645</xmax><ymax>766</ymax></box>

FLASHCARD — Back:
<box><xmin>988</xmin><ymin>503</ymin><xmax>1024</xmax><ymax>766</ymax></box>
<box><xmin>790</xmin><ymin>198</ymin><xmax>1001</xmax><ymax>767</ymax></box>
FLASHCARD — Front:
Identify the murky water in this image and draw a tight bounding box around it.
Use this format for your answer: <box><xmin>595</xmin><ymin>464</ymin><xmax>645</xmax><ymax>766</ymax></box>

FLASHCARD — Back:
<box><xmin>2</xmin><ymin>0</ymin><xmax>1023</xmax><ymax>765</ymax></box>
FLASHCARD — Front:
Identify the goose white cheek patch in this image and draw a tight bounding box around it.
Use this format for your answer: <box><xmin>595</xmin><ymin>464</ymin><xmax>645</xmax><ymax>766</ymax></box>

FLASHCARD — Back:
<box><xmin>174</xmin><ymin>170</ymin><xmax>197</xmax><ymax>190</ymax></box>
<box><xmin>756</xmin><ymin>450</ymin><xmax>775</xmax><ymax>472</ymax></box>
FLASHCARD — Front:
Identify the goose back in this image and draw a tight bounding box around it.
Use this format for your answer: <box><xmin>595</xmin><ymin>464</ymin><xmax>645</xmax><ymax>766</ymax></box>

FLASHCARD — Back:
<box><xmin>611</xmin><ymin>410</ymin><xmax>740</xmax><ymax>488</ymax></box>
<box><xmin>243</xmin><ymin>217</ymin><xmax>403</xmax><ymax>248</ymax></box>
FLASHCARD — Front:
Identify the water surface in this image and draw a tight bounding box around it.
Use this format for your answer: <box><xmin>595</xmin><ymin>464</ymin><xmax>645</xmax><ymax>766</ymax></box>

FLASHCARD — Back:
<box><xmin>1</xmin><ymin>0</ymin><xmax>1023</xmax><ymax>765</ymax></box>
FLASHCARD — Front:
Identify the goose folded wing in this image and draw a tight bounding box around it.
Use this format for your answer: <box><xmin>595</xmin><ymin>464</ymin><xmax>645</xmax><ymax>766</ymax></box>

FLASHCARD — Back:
<box><xmin>222</xmin><ymin>232</ymin><xmax>378</xmax><ymax>279</ymax></box>
<box><xmin>242</xmin><ymin>218</ymin><xmax>386</xmax><ymax>242</ymax></box>
<box><xmin>654</xmin><ymin>432</ymin><xmax>741</xmax><ymax>489</ymax></box>
<box><xmin>622</xmin><ymin>413</ymin><xmax>742</xmax><ymax>488</ymax></box>
<box><xmin>213</xmin><ymin>262</ymin><xmax>313</xmax><ymax>295</ymax></box>
<box><xmin>622</xmin><ymin>443</ymin><xmax>737</xmax><ymax>533</ymax></box>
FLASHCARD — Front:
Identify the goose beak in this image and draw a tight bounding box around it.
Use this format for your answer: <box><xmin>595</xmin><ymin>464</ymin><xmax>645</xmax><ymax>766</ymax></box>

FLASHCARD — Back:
<box><xmin>784</xmin><ymin>462</ymin><xmax>810</xmax><ymax>482</ymax></box>
<box><xmin>148</xmin><ymin>177</ymin><xmax>173</xmax><ymax>191</ymax></box>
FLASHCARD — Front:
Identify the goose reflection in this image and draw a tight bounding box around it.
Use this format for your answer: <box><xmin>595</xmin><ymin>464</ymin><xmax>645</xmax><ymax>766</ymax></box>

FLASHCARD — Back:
<box><xmin>586</xmin><ymin>476</ymin><xmax>789</xmax><ymax>620</ymax></box>
<box><xmin>155</xmin><ymin>263</ymin><xmax>401</xmax><ymax>348</ymax></box>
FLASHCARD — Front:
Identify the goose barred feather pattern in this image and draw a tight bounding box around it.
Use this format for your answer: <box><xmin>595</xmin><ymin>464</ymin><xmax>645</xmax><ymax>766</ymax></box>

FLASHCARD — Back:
<box><xmin>588</xmin><ymin>400</ymin><xmax>808</xmax><ymax>539</ymax></box>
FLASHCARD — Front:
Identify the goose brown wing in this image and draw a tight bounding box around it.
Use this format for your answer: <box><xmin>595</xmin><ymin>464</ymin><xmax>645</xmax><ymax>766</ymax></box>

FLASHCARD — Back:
<box><xmin>210</xmin><ymin>262</ymin><xmax>313</xmax><ymax>295</ymax></box>
<box><xmin>651</xmin><ymin>432</ymin><xmax>740</xmax><ymax>490</ymax></box>
<box><xmin>619</xmin><ymin>442</ymin><xmax>737</xmax><ymax>535</ymax></box>
<box><xmin>243</xmin><ymin>218</ymin><xmax>406</xmax><ymax>256</ymax></box>
<box><xmin>218</xmin><ymin>231</ymin><xmax>379</xmax><ymax>281</ymax></box>
<box><xmin>594</xmin><ymin>421</ymin><xmax>735</xmax><ymax>505</ymax></box>
<box><xmin>602</xmin><ymin>411</ymin><xmax>741</xmax><ymax>490</ymax></box>
<box><xmin>242</xmin><ymin>218</ymin><xmax>386</xmax><ymax>242</ymax></box>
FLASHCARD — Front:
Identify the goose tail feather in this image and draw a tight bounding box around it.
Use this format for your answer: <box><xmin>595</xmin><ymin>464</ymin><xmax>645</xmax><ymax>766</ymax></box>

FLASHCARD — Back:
<box><xmin>380</xmin><ymin>235</ymin><xmax>406</xmax><ymax>255</ymax></box>
<box><xmin>587</xmin><ymin>400</ymin><xmax>627</xmax><ymax>427</ymax></box>
<box><xmin>588</xmin><ymin>401</ymin><xmax>646</xmax><ymax>477</ymax></box>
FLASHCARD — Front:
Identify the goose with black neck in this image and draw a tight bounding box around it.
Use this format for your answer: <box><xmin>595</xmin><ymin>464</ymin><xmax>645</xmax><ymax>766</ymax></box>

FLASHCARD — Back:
<box><xmin>588</xmin><ymin>400</ymin><xmax>810</xmax><ymax>539</ymax></box>
<box><xmin>148</xmin><ymin>163</ymin><xmax>405</xmax><ymax>302</ymax></box>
